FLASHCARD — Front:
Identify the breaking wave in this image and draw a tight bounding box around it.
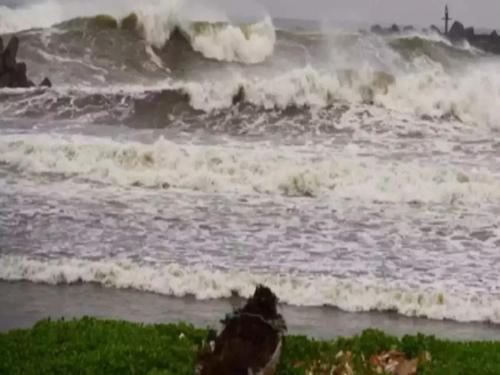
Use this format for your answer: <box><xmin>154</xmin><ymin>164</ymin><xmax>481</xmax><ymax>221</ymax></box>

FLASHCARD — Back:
<box><xmin>1</xmin><ymin>255</ymin><xmax>499</xmax><ymax>323</ymax></box>
<box><xmin>0</xmin><ymin>0</ymin><xmax>276</xmax><ymax>64</ymax></box>
<box><xmin>2</xmin><ymin>61</ymin><xmax>500</xmax><ymax>128</ymax></box>
<box><xmin>54</xmin><ymin>13</ymin><xmax>276</xmax><ymax>64</ymax></box>
<box><xmin>182</xmin><ymin>19</ymin><xmax>275</xmax><ymax>63</ymax></box>
<box><xmin>2</xmin><ymin>1</ymin><xmax>500</xmax><ymax>127</ymax></box>
<box><xmin>1</xmin><ymin>134</ymin><xmax>498</xmax><ymax>203</ymax></box>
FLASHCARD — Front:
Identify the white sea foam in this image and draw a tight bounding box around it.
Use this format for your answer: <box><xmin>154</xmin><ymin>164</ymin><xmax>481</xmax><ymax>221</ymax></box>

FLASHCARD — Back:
<box><xmin>2</xmin><ymin>1</ymin><xmax>500</xmax><ymax>121</ymax></box>
<box><xmin>1</xmin><ymin>255</ymin><xmax>499</xmax><ymax>323</ymax></box>
<box><xmin>114</xmin><ymin>62</ymin><xmax>500</xmax><ymax>125</ymax></box>
<box><xmin>238</xmin><ymin>61</ymin><xmax>500</xmax><ymax>127</ymax></box>
<box><xmin>133</xmin><ymin>10</ymin><xmax>275</xmax><ymax>63</ymax></box>
<box><xmin>183</xmin><ymin>17</ymin><xmax>275</xmax><ymax>63</ymax></box>
<box><xmin>0</xmin><ymin>0</ymin><xmax>275</xmax><ymax>64</ymax></box>
<box><xmin>37</xmin><ymin>56</ymin><xmax>500</xmax><ymax>126</ymax></box>
<box><xmin>0</xmin><ymin>134</ymin><xmax>498</xmax><ymax>204</ymax></box>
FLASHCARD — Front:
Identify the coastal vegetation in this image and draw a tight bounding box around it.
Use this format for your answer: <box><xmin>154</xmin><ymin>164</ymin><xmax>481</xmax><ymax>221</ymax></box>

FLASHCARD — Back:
<box><xmin>1</xmin><ymin>318</ymin><xmax>500</xmax><ymax>374</ymax></box>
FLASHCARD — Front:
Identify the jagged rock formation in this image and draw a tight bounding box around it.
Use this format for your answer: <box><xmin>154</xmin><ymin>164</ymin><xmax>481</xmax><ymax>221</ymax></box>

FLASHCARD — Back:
<box><xmin>448</xmin><ymin>21</ymin><xmax>500</xmax><ymax>54</ymax></box>
<box><xmin>369</xmin><ymin>21</ymin><xmax>500</xmax><ymax>55</ymax></box>
<box><xmin>0</xmin><ymin>36</ymin><xmax>52</xmax><ymax>89</ymax></box>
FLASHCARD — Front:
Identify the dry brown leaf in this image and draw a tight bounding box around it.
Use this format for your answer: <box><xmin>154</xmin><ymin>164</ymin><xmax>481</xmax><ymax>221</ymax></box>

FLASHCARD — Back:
<box><xmin>396</xmin><ymin>358</ymin><xmax>418</xmax><ymax>375</ymax></box>
<box><xmin>369</xmin><ymin>350</ymin><xmax>422</xmax><ymax>375</ymax></box>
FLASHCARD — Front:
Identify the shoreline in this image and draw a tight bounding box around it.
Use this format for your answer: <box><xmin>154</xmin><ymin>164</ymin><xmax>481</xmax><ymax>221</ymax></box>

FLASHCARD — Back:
<box><xmin>2</xmin><ymin>281</ymin><xmax>500</xmax><ymax>341</ymax></box>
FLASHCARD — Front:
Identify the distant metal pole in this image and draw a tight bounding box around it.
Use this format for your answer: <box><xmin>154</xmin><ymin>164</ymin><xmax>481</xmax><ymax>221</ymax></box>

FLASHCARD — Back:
<box><xmin>442</xmin><ymin>5</ymin><xmax>452</xmax><ymax>35</ymax></box>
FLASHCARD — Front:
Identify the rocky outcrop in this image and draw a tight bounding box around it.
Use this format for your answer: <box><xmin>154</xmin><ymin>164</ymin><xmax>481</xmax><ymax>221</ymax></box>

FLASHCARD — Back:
<box><xmin>368</xmin><ymin>21</ymin><xmax>500</xmax><ymax>55</ymax></box>
<box><xmin>370</xmin><ymin>25</ymin><xmax>384</xmax><ymax>34</ymax></box>
<box><xmin>447</xmin><ymin>21</ymin><xmax>500</xmax><ymax>54</ymax></box>
<box><xmin>448</xmin><ymin>21</ymin><xmax>465</xmax><ymax>41</ymax></box>
<box><xmin>371</xmin><ymin>24</ymin><xmax>403</xmax><ymax>36</ymax></box>
<box><xmin>370</xmin><ymin>24</ymin><xmax>435</xmax><ymax>36</ymax></box>
<box><xmin>430</xmin><ymin>25</ymin><xmax>441</xmax><ymax>34</ymax></box>
<box><xmin>197</xmin><ymin>285</ymin><xmax>286</xmax><ymax>375</ymax></box>
<box><xmin>0</xmin><ymin>36</ymin><xmax>52</xmax><ymax>89</ymax></box>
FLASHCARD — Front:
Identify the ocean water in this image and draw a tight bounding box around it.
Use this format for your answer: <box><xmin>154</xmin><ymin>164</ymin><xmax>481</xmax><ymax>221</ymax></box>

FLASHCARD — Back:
<box><xmin>1</xmin><ymin>0</ymin><xmax>500</xmax><ymax>326</ymax></box>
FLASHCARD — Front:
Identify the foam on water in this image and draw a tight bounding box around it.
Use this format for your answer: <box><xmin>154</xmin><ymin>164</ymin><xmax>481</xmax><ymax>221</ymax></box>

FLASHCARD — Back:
<box><xmin>4</xmin><ymin>57</ymin><xmax>497</xmax><ymax>129</ymax></box>
<box><xmin>1</xmin><ymin>256</ymin><xmax>499</xmax><ymax>323</ymax></box>
<box><xmin>0</xmin><ymin>0</ymin><xmax>275</xmax><ymax>64</ymax></box>
<box><xmin>0</xmin><ymin>134</ymin><xmax>498</xmax><ymax>204</ymax></box>
<box><xmin>2</xmin><ymin>1</ymin><xmax>500</xmax><ymax>124</ymax></box>
<box><xmin>183</xmin><ymin>17</ymin><xmax>275</xmax><ymax>63</ymax></box>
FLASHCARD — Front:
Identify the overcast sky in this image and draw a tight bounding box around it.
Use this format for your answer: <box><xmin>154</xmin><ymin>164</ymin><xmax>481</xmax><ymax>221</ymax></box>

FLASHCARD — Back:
<box><xmin>2</xmin><ymin>0</ymin><xmax>499</xmax><ymax>30</ymax></box>
<box><xmin>251</xmin><ymin>0</ymin><xmax>500</xmax><ymax>29</ymax></box>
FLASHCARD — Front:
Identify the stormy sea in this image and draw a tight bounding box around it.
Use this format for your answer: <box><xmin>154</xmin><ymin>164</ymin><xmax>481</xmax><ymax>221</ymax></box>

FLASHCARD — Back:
<box><xmin>1</xmin><ymin>0</ymin><xmax>500</xmax><ymax>338</ymax></box>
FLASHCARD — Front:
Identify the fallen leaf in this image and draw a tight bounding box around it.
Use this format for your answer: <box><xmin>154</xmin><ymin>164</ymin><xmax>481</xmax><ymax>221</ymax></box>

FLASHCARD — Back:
<box><xmin>396</xmin><ymin>358</ymin><xmax>418</xmax><ymax>375</ymax></box>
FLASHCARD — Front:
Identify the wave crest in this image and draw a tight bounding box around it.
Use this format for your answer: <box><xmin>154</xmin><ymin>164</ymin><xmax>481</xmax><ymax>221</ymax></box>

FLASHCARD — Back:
<box><xmin>1</xmin><ymin>256</ymin><xmax>499</xmax><ymax>323</ymax></box>
<box><xmin>125</xmin><ymin>9</ymin><xmax>276</xmax><ymax>64</ymax></box>
<box><xmin>183</xmin><ymin>18</ymin><xmax>275</xmax><ymax>63</ymax></box>
<box><xmin>1</xmin><ymin>134</ymin><xmax>498</xmax><ymax>204</ymax></box>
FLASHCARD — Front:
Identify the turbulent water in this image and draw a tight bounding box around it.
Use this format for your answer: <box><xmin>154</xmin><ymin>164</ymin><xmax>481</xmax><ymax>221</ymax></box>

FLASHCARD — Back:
<box><xmin>1</xmin><ymin>0</ymin><xmax>500</xmax><ymax>324</ymax></box>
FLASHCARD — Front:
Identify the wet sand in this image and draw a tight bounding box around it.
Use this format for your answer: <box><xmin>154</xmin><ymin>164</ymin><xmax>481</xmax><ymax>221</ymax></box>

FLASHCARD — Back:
<box><xmin>1</xmin><ymin>281</ymin><xmax>500</xmax><ymax>340</ymax></box>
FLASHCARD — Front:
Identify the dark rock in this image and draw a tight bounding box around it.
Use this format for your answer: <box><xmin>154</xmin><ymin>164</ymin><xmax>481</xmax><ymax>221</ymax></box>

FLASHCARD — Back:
<box><xmin>0</xmin><ymin>38</ymin><xmax>4</xmax><ymax>75</ymax></box>
<box><xmin>12</xmin><ymin>62</ymin><xmax>34</xmax><ymax>88</ymax></box>
<box><xmin>370</xmin><ymin>24</ymin><xmax>402</xmax><ymax>36</ymax></box>
<box><xmin>464</xmin><ymin>27</ymin><xmax>475</xmax><ymax>40</ymax></box>
<box><xmin>403</xmin><ymin>25</ymin><xmax>415</xmax><ymax>32</ymax></box>
<box><xmin>449</xmin><ymin>21</ymin><xmax>465</xmax><ymax>41</ymax></box>
<box><xmin>473</xmin><ymin>34</ymin><xmax>500</xmax><ymax>54</ymax></box>
<box><xmin>371</xmin><ymin>25</ymin><xmax>383</xmax><ymax>34</ymax></box>
<box><xmin>232</xmin><ymin>86</ymin><xmax>245</xmax><ymax>105</ymax></box>
<box><xmin>15</xmin><ymin>61</ymin><xmax>26</xmax><ymax>75</ymax></box>
<box><xmin>390</xmin><ymin>24</ymin><xmax>400</xmax><ymax>33</ymax></box>
<box><xmin>197</xmin><ymin>285</ymin><xmax>286</xmax><ymax>375</ymax></box>
<box><xmin>0</xmin><ymin>72</ymin><xmax>12</xmax><ymax>88</ymax></box>
<box><xmin>444</xmin><ymin>22</ymin><xmax>500</xmax><ymax>54</ymax></box>
<box><xmin>0</xmin><ymin>35</ymin><xmax>51</xmax><ymax>89</ymax></box>
<box><xmin>430</xmin><ymin>25</ymin><xmax>442</xmax><ymax>34</ymax></box>
<box><xmin>40</xmin><ymin>77</ymin><xmax>52</xmax><ymax>88</ymax></box>
<box><xmin>3</xmin><ymin>36</ymin><xmax>19</xmax><ymax>71</ymax></box>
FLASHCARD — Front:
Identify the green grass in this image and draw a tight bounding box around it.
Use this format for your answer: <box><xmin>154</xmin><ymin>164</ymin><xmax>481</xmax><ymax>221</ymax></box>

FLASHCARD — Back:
<box><xmin>1</xmin><ymin>318</ymin><xmax>499</xmax><ymax>374</ymax></box>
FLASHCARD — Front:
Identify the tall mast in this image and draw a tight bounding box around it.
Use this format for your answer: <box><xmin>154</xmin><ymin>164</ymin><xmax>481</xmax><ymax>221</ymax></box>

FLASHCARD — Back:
<box><xmin>442</xmin><ymin>5</ymin><xmax>452</xmax><ymax>35</ymax></box>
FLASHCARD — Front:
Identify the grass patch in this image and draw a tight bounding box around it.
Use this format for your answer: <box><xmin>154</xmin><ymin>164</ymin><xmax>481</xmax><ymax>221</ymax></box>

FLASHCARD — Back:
<box><xmin>1</xmin><ymin>318</ymin><xmax>500</xmax><ymax>374</ymax></box>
